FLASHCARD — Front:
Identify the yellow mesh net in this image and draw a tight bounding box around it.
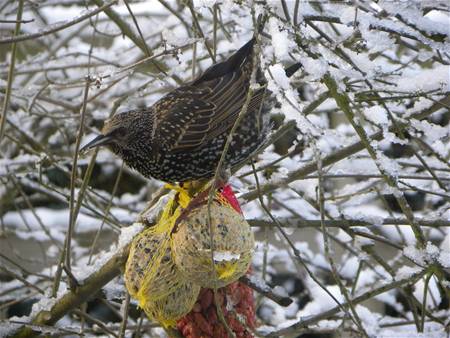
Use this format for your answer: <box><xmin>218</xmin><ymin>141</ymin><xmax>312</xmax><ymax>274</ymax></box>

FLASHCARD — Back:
<box><xmin>141</xmin><ymin>281</ymin><xmax>199</xmax><ymax>328</ymax></box>
<box><xmin>124</xmin><ymin>184</ymin><xmax>195</xmax><ymax>327</ymax></box>
<box><xmin>124</xmin><ymin>182</ymin><xmax>254</xmax><ymax>327</ymax></box>
<box><xmin>171</xmin><ymin>186</ymin><xmax>254</xmax><ymax>288</ymax></box>
<box><xmin>171</xmin><ymin>196</ymin><xmax>254</xmax><ymax>289</ymax></box>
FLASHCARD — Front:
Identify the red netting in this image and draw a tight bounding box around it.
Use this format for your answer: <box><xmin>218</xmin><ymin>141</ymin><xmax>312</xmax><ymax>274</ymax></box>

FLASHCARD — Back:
<box><xmin>219</xmin><ymin>185</ymin><xmax>243</xmax><ymax>215</ymax></box>
<box><xmin>176</xmin><ymin>277</ymin><xmax>255</xmax><ymax>338</ymax></box>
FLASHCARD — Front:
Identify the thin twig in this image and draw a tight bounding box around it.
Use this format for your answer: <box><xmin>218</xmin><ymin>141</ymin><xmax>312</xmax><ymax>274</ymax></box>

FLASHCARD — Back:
<box><xmin>316</xmin><ymin>149</ymin><xmax>369</xmax><ymax>337</ymax></box>
<box><xmin>239</xmin><ymin>275</ymin><xmax>293</xmax><ymax>307</ymax></box>
<box><xmin>0</xmin><ymin>1</ymin><xmax>117</xmax><ymax>45</ymax></box>
<box><xmin>0</xmin><ymin>0</ymin><xmax>24</xmax><ymax>143</ymax></box>
<box><xmin>264</xmin><ymin>269</ymin><xmax>428</xmax><ymax>337</ymax></box>
<box><xmin>118</xmin><ymin>293</ymin><xmax>130</xmax><ymax>338</ymax></box>
<box><xmin>323</xmin><ymin>74</ymin><xmax>426</xmax><ymax>247</ymax></box>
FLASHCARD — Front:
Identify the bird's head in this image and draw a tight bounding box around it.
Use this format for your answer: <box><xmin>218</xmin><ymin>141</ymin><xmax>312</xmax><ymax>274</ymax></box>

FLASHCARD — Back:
<box><xmin>80</xmin><ymin>111</ymin><xmax>144</xmax><ymax>155</ymax></box>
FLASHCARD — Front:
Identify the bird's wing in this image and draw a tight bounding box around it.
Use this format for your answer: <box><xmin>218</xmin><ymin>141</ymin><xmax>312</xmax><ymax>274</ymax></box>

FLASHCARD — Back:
<box><xmin>156</xmin><ymin>71</ymin><xmax>266</xmax><ymax>153</ymax></box>
<box><xmin>154</xmin><ymin>38</ymin><xmax>268</xmax><ymax>153</ymax></box>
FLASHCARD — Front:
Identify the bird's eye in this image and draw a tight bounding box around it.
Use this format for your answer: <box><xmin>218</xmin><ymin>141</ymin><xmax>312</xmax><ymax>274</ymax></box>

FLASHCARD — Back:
<box><xmin>112</xmin><ymin>127</ymin><xmax>126</xmax><ymax>138</ymax></box>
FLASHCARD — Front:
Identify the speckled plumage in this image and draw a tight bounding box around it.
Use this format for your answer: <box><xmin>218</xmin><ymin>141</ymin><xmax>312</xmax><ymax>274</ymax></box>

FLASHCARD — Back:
<box><xmin>81</xmin><ymin>39</ymin><xmax>299</xmax><ymax>182</ymax></box>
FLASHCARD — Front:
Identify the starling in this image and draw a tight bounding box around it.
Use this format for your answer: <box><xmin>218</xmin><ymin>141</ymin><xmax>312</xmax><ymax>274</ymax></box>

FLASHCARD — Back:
<box><xmin>81</xmin><ymin>38</ymin><xmax>301</xmax><ymax>183</ymax></box>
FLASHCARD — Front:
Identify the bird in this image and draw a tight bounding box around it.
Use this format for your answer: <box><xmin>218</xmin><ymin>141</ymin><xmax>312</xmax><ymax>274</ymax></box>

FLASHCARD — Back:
<box><xmin>80</xmin><ymin>38</ymin><xmax>301</xmax><ymax>183</ymax></box>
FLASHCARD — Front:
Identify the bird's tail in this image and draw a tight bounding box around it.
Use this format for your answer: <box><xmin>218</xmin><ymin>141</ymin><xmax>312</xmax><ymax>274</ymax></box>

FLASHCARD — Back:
<box><xmin>227</xmin><ymin>38</ymin><xmax>256</xmax><ymax>70</ymax></box>
<box><xmin>192</xmin><ymin>39</ymin><xmax>256</xmax><ymax>84</ymax></box>
<box><xmin>193</xmin><ymin>32</ymin><xmax>302</xmax><ymax>84</ymax></box>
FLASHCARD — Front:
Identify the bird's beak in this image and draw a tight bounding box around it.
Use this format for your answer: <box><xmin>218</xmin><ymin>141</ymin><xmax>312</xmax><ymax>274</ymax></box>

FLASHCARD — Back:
<box><xmin>80</xmin><ymin>134</ymin><xmax>113</xmax><ymax>153</ymax></box>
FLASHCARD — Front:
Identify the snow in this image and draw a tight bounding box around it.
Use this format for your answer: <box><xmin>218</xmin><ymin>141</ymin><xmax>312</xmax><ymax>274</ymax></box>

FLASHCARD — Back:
<box><xmin>298</xmin><ymin>56</ymin><xmax>329</xmax><ymax>80</ymax></box>
<box><xmin>0</xmin><ymin>154</ymin><xmax>40</xmax><ymax>175</ymax></box>
<box><xmin>2</xmin><ymin>206</ymin><xmax>134</xmax><ymax>241</ymax></box>
<box><xmin>103</xmin><ymin>276</ymin><xmax>127</xmax><ymax>300</ymax></box>
<box><xmin>268</xmin><ymin>63</ymin><xmax>290</xmax><ymax>90</ymax></box>
<box><xmin>395</xmin><ymin>266</ymin><xmax>422</xmax><ymax>280</ymax></box>
<box><xmin>117</xmin><ymin>222</ymin><xmax>144</xmax><ymax>250</ymax></box>
<box><xmin>364</xmin><ymin>105</ymin><xmax>389</xmax><ymax>126</ymax></box>
<box><xmin>356</xmin><ymin>305</ymin><xmax>381</xmax><ymax>337</ymax></box>
<box><xmin>248</xmin><ymin>274</ymin><xmax>271</xmax><ymax>292</ymax></box>
<box><xmin>410</xmin><ymin>119</ymin><xmax>449</xmax><ymax>144</ymax></box>
<box><xmin>403</xmin><ymin>242</ymin><xmax>442</xmax><ymax>266</ymax></box>
<box><xmin>0</xmin><ymin>320</ymin><xmax>23</xmax><ymax>337</ymax></box>
<box><xmin>363</xmin><ymin>30</ymin><xmax>396</xmax><ymax>54</ymax></box>
<box><xmin>339</xmin><ymin>256</ymin><xmax>359</xmax><ymax>279</ymax></box>
<box><xmin>213</xmin><ymin>251</ymin><xmax>241</xmax><ymax>262</ymax></box>
<box><xmin>29</xmin><ymin>296</ymin><xmax>57</xmax><ymax>318</ymax></box>
<box><xmin>298</xmin><ymin>282</ymin><xmax>344</xmax><ymax>316</ymax></box>
<box><xmin>375</xmin><ymin>291</ymin><xmax>403</xmax><ymax>313</ymax></box>
<box><xmin>413</xmin><ymin>276</ymin><xmax>442</xmax><ymax>309</ymax></box>
<box><xmin>378</xmin><ymin>324</ymin><xmax>447</xmax><ymax>338</ymax></box>
<box><xmin>74</xmin><ymin>222</ymin><xmax>143</xmax><ymax>281</ymax></box>
<box><xmin>268</xmin><ymin>17</ymin><xmax>294</xmax><ymax>60</ymax></box>
<box><xmin>403</xmin><ymin>245</ymin><xmax>426</xmax><ymax>265</ymax></box>
<box><xmin>382</xmin><ymin>2</ymin><xmax>449</xmax><ymax>36</ymax></box>
<box><xmin>272</xmin><ymin>285</ymin><xmax>289</xmax><ymax>298</ymax></box>
<box><xmin>439</xmin><ymin>251</ymin><xmax>450</xmax><ymax>268</ymax></box>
